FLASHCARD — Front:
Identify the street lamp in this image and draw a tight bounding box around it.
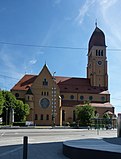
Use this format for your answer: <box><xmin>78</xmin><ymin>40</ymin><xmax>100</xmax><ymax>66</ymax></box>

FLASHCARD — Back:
<box><xmin>96</xmin><ymin>113</ymin><xmax>99</xmax><ymax>135</ymax></box>
<box><xmin>52</xmin><ymin>72</ymin><xmax>56</xmax><ymax>127</ymax></box>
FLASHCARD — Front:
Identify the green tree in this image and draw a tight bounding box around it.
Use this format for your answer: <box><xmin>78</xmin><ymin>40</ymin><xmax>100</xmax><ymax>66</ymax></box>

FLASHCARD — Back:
<box><xmin>103</xmin><ymin>112</ymin><xmax>110</xmax><ymax>128</ymax></box>
<box><xmin>14</xmin><ymin>100</ymin><xmax>30</xmax><ymax>122</ymax></box>
<box><xmin>76</xmin><ymin>102</ymin><xmax>95</xmax><ymax>126</ymax></box>
<box><xmin>0</xmin><ymin>91</ymin><xmax>4</xmax><ymax>115</ymax></box>
<box><xmin>1</xmin><ymin>91</ymin><xmax>30</xmax><ymax>124</ymax></box>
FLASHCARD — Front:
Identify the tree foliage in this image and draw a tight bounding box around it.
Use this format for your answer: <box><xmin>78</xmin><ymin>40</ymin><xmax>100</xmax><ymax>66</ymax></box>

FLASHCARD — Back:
<box><xmin>14</xmin><ymin>100</ymin><xmax>30</xmax><ymax>122</ymax></box>
<box><xmin>0</xmin><ymin>91</ymin><xmax>4</xmax><ymax>115</ymax></box>
<box><xmin>1</xmin><ymin>90</ymin><xmax>30</xmax><ymax>123</ymax></box>
<box><xmin>76</xmin><ymin>102</ymin><xmax>95</xmax><ymax>126</ymax></box>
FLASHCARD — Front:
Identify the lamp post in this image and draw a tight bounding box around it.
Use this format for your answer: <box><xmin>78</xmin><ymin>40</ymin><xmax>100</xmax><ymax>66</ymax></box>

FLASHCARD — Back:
<box><xmin>52</xmin><ymin>72</ymin><xmax>56</xmax><ymax>127</ymax></box>
<box><xmin>96</xmin><ymin>113</ymin><xmax>99</xmax><ymax>135</ymax></box>
<box><xmin>6</xmin><ymin>108</ymin><xmax>8</xmax><ymax>125</ymax></box>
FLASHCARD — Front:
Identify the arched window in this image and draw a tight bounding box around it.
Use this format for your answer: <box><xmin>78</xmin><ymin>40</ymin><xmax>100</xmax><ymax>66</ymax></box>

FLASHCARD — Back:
<box><xmin>73</xmin><ymin>110</ymin><xmax>76</xmax><ymax>122</ymax></box>
<box><xmin>46</xmin><ymin>114</ymin><xmax>49</xmax><ymax>120</ymax></box>
<box><xmin>40</xmin><ymin>114</ymin><xmax>43</xmax><ymax>120</ymax></box>
<box><xmin>89</xmin><ymin>96</ymin><xmax>93</xmax><ymax>101</ymax></box>
<box><xmin>80</xmin><ymin>96</ymin><xmax>84</xmax><ymax>100</ymax></box>
<box><xmin>96</xmin><ymin>50</ymin><xmax>98</xmax><ymax>56</ymax></box>
<box><xmin>62</xmin><ymin>110</ymin><xmax>65</xmax><ymax>121</ymax></box>
<box><xmin>35</xmin><ymin>114</ymin><xmax>38</xmax><ymax>120</ymax></box>
<box><xmin>15</xmin><ymin>93</ymin><xmax>19</xmax><ymax>98</ymax></box>
<box><xmin>61</xmin><ymin>95</ymin><xmax>64</xmax><ymax>99</ymax></box>
<box><xmin>101</xmin><ymin>50</ymin><xmax>103</xmax><ymax>56</ymax></box>
<box><xmin>43</xmin><ymin>78</ymin><xmax>48</xmax><ymax>86</ymax></box>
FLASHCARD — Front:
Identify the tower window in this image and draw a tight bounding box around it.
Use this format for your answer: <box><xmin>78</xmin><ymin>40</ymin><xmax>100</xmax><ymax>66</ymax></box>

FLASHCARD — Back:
<box><xmin>101</xmin><ymin>50</ymin><xmax>103</xmax><ymax>56</ymax></box>
<box><xmin>101</xmin><ymin>96</ymin><xmax>105</xmax><ymax>101</ymax></box>
<box><xmin>98</xmin><ymin>50</ymin><xmax>100</xmax><ymax>56</ymax></box>
<box><xmin>96</xmin><ymin>50</ymin><xmax>98</xmax><ymax>56</ymax></box>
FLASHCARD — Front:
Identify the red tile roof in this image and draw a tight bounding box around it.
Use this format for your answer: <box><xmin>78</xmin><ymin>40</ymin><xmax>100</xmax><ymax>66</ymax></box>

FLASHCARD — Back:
<box><xmin>11</xmin><ymin>74</ymin><xmax>37</xmax><ymax>91</ymax></box>
<box><xmin>56</xmin><ymin>76</ymin><xmax>107</xmax><ymax>94</ymax></box>
<box><xmin>11</xmin><ymin>74</ymin><xmax>108</xmax><ymax>94</ymax></box>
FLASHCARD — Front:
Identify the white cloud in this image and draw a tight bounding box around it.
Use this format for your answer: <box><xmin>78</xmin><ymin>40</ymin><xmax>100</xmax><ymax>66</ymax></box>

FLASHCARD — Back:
<box><xmin>75</xmin><ymin>0</ymin><xmax>96</xmax><ymax>24</ymax></box>
<box><xmin>29</xmin><ymin>59</ymin><xmax>37</xmax><ymax>65</ymax></box>
<box><xmin>99</xmin><ymin>0</ymin><xmax>118</xmax><ymax>13</ymax></box>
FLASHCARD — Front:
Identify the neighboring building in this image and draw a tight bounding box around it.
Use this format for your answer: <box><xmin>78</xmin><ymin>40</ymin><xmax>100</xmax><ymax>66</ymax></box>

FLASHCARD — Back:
<box><xmin>11</xmin><ymin>26</ymin><xmax>115</xmax><ymax>126</ymax></box>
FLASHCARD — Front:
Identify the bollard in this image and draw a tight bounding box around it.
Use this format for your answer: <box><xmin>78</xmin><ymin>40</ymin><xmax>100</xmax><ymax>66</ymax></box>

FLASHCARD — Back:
<box><xmin>23</xmin><ymin>136</ymin><xmax>28</xmax><ymax>159</ymax></box>
<box><xmin>117</xmin><ymin>113</ymin><xmax>121</xmax><ymax>137</ymax></box>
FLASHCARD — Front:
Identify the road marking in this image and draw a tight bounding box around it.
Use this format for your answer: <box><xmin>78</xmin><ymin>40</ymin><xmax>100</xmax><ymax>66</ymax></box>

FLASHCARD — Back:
<box><xmin>0</xmin><ymin>146</ymin><xmax>22</xmax><ymax>157</ymax></box>
<box><xmin>0</xmin><ymin>132</ymin><xmax>5</xmax><ymax>136</ymax></box>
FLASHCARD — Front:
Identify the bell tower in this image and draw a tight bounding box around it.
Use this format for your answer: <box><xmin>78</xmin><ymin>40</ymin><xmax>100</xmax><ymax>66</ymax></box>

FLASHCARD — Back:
<box><xmin>87</xmin><ymin>26</ymin><xmax>108</xmax><ymax>89</ymax></box>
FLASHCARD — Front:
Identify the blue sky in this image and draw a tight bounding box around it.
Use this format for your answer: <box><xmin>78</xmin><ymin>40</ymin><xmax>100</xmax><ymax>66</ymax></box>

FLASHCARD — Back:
<box><xmin>0</xmin><ymin>0</ymin><xmax>121</xmax><ymax>114</ymax></box>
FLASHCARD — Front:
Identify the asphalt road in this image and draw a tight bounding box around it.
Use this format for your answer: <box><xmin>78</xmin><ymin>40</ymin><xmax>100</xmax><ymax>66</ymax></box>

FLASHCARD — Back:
<box><xmin>0</xmin><ymin>128</ymin><xmax>117</xmax><ymax>159</ymax></box>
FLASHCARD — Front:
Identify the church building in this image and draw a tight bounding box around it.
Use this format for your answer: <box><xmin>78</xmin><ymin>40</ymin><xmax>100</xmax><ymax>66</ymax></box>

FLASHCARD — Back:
<box><xmin>11</xmin><ymin>26</ymin><xmax>114</xmax><ymax>126</ymax></box>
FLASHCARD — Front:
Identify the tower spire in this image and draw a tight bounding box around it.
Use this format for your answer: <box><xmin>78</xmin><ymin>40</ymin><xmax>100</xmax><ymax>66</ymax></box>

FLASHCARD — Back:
<box><xmin>95</xmin><ymin>19</ymin><xmax>97</xmax><ymax>28</ymax></box>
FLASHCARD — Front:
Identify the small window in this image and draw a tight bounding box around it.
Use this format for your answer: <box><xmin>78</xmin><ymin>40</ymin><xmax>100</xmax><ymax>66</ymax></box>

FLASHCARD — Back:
<box><xmin>15</xmin><ymin>93</ymin><xmax>19</xmax><ymax>98</ymax></box>
<box><xmin>101</xmin><ymin>96</ymin><xmax>105</xmax><ymax>101</ymax></box>
<box><xmin>46</xmin><ymin>114</ymin><xmax>49</xmax><ymax>120</ymax></box>
<box><xmin>47</xmin><ymin>92</ymin><xmax>49</xmax><ymax>96</ymax></box>
<box><xmin>41</xmin><ymin>92</ymin><xmax>43</xmax><ymax>96</ymax></box>
<box><xmin>44</xmin><ymin>92</ymin><xmax>46</xmax><ymax>96</ymax></box>
<box><xmin>98</xmin><ymin>50</ymin><xmax>100</xmax><ymax>56</ymax></box>
<box><xmin>40</xmin><ymin>114</ymin><xmax>43</xmax><ymax>120</ymax></box>
<box><xmin>89</xmin><ymin>96</ymin><xmax>93</xmax><ymax>101</ymax></box>
<box><xmin>35</xmin><ymin>114</ymin><xmax>38</xmax><ymax>120</ymax></box>
<box><xmin>70</xmin><ymin>95</ymin><xmax>74</xmax><ymax>99</ymax></box>
<box><xmin>80</xmin><ymin>96</ymin><xmax>84</xmax><ymax>100</ymax></box>
<box><xmin>28</xmin><ymin>96</ymin><xmax>30</xmax><ymax>100</ymax></box>
<box><xmin>43</xmin><ymin>78</ymin><xmax>48</xmax><ymax>86</ymax></box>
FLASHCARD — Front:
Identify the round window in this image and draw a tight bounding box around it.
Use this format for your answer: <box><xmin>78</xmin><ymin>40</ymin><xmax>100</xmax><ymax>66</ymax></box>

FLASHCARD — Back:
<box><xmin>40</xmin><ymin>98</ymin><xmax>50</xmax><ymax>109</ymax></box>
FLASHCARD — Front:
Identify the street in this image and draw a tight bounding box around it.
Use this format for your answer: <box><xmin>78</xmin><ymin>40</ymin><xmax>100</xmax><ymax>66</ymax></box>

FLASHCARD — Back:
<box><xmin>0</xmin><ymin>128</ymin><xmax>117</xmax><ymax>159</ymax></box>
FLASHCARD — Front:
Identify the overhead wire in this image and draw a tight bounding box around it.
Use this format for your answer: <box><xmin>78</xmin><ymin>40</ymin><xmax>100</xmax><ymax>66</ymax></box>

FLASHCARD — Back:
<box><xmin>0</xmin><ymin>41</ymin><xmax>121</xmax><ymax>51</ymax></box>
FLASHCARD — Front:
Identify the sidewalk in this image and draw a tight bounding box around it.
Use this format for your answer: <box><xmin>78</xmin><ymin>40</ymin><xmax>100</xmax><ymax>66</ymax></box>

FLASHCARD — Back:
<box><xmin>63</xmin><ymin>137</ymin><xmax>121</xmax><ymax>159</ymax></box>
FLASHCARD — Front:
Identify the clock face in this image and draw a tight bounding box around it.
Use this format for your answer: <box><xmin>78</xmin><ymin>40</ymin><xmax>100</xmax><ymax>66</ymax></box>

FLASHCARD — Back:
<box><xmin>97</xmin><ymin>61</ymin><xmax>102</xmax><ymax>65</ymax></box>
<box><xmin>40</xmin><ymin>98</ymin><xmax>50</xmax><ymax>109</ymax></box>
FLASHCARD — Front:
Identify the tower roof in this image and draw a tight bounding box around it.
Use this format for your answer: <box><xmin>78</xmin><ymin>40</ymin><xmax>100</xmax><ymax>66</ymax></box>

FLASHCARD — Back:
<box><xmin>88</xmin><ymin>27</ymin><xmax>106</xmax><ymax>52</ymax></box>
